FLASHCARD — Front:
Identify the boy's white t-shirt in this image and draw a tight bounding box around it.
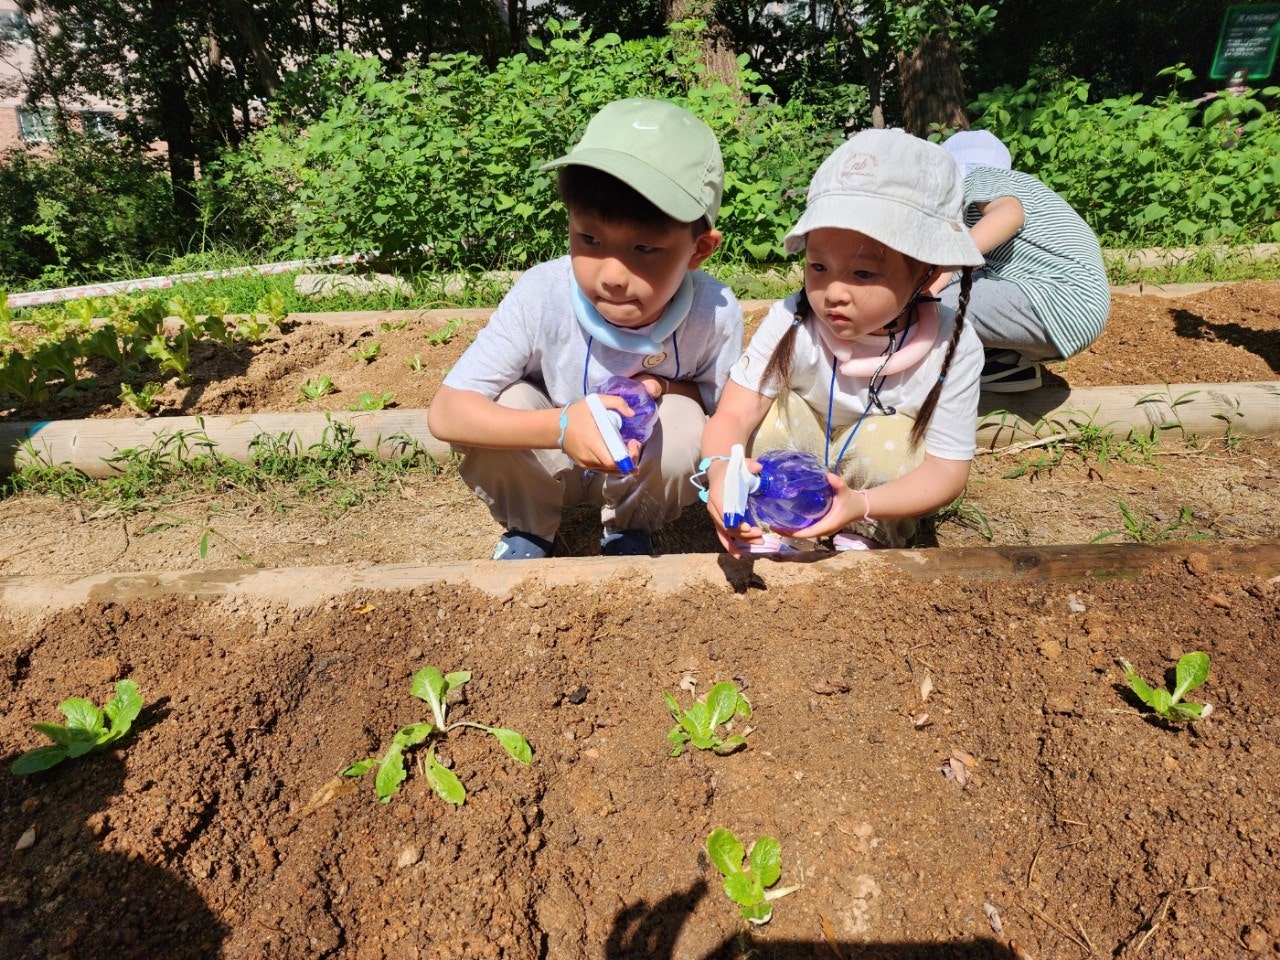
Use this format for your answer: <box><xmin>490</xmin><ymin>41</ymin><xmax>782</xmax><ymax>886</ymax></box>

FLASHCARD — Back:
<box><xmin>444</xmin><ymin>257</ymin><xmax>744</xmax><ymax>412</ymax></box>
<box><xmin>729</xmin><ymin>293</ymin><xmax>983</xmax><ymax>461</ymax></box>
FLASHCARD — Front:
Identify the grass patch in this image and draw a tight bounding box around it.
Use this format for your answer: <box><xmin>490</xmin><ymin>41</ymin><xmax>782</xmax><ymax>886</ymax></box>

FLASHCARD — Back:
<box><xmin>0</xmin><ymin>422</ymin><xmax>453</xmax><ymax>520</ymax></box>
<box><xmin>1104</xmin><ymin>243</ymin><xmax>1280</xmax><ymax>285</ymax></box>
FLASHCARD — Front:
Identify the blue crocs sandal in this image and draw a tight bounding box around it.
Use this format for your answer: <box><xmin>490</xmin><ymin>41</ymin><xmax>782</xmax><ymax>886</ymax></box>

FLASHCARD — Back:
<box><xmin>492</xmin><ymin>531</ymin><xmax>555</xmax><ymax>561</ymax></box>
<box><xmin>600</xmin><ymin>529</ymin><xmax>653</xmax><ymax>557</ymax></box>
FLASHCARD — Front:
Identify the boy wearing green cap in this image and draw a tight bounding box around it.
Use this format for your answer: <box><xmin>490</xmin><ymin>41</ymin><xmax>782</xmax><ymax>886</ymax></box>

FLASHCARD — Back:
<box><xmin>428</xmin><ymin>98</ymin><xmax>743</xmax><ymax>560</ymax></box>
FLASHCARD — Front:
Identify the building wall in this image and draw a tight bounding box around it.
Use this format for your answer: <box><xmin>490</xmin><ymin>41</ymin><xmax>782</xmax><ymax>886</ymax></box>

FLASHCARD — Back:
<box><xmin>0</xmin><ymin>0</ymin><xmax>127</xmax><ymax>152</ymax></box>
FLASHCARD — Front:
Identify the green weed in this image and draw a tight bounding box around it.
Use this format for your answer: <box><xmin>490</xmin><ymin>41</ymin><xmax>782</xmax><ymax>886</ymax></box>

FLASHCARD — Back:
<box><xmin>1090</xmin><ymin>499</ymin><xmax>1209</xmax><ymax>544</ymax></box>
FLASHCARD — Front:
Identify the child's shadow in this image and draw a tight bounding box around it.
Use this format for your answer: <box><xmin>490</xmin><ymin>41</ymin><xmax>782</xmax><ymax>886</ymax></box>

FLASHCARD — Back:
<box><xmin>1172</xmin><ymin>307</ymin><xmax>1280</xmax><ymax>374</ymax></box>
<box><xmin>1</xmin><ymin>737</ymin><xmax>227</xmax><ymax>959</ymax></box>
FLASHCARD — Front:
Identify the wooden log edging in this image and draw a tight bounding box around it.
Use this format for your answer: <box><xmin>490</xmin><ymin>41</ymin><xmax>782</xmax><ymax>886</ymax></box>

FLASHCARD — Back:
<box><xmin>976</xmin><ymin>380</ymin><xmax>1280</xmax><ymax>447</ymax></box>
<box><xmin>1</xmin><ymin>541</ymin><xmax>1277</xmax><ymax>616</ymax></box>
<box><xmin>0</xmin><ymin>410</ymin><xmax>446</xmax><ymax>478</ymax></box>
<box><xmin>1</xmin><ymin>381</ymin><xmax>1277</xmax><ymax>478</ymax></box>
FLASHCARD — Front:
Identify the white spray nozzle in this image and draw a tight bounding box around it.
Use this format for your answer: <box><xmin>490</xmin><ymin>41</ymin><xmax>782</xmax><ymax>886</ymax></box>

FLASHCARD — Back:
<box><xmin>584</xmin><ymin>392</ymin><xmax>635</xmax><ymax>474</ymax></box>
<box><xmin>721</xmin><ymin>443</ymin><xmax>761</xmax><ymax>528</ymax></box>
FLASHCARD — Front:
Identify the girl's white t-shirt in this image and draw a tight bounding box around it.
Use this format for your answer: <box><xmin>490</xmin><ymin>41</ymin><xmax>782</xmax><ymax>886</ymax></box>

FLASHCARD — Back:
<box><xmin>729</xmin><ymin>293</ymin><xmax>983</xmax><ymax>461</ymax></box>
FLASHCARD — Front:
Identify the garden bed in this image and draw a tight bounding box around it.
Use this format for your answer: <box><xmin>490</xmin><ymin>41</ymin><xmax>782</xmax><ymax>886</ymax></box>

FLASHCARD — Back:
<box><xmin>1</xmin><ymin>282</ymin><xmax>1279</xmax><ymax>959</ymax></box>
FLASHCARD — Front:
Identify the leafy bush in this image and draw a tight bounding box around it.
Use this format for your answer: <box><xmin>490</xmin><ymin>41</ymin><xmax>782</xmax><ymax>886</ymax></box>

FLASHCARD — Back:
<box><xmin>968</xmin><ymin>66</ymin><xmax>1280</xmax><ymax>247</ymax></box>
<box><xmin>0</xmin><ymin>135</ymin><xmax>182</xmax><ymax>287</ymax></box>
<box><xmin>211</xmin><ymin>20</ymin><xmax>841</xmax><ymax>270</ymax></box>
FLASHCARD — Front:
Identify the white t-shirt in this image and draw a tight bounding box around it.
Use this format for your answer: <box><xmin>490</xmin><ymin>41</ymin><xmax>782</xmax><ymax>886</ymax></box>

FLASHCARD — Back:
<box><xmin>729</xmin><ymin>293</ymin><xmax>982</xmax><ymax>461</ymax></box>
<box><xmin>445</xmin><ymin>256</ymin><xmax>744</xmax><ymax>412</ymax></box>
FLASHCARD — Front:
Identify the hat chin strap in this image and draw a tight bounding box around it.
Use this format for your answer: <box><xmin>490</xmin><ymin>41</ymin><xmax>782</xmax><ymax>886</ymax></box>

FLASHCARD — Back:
<box><xmin>571</xmin><ymin>273</ymin><xmax>694</xmax><ymax>355</ymax></box>
<box><xmin>816</xmin><ymin>298</ymin><xmax>941</xmax><ymax>378</ymax></box>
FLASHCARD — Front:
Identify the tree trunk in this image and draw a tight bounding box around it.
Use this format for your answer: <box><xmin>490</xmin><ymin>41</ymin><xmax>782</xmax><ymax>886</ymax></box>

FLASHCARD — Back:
<box><xmin>149</xmin><ymin>0</ymin><xmax>199</xmax><ymax>230</ymax></box>
<box><xmin>898</xmin><ymin>23</ymin><xmax>969</xmax><ymax>137</ymax></box>
<box><xmin>830</xmin><ymin>0</ymin><xmax>882</xmax><ymax>129</ymax></box>
<box><xmin>664</xmin><ymin>0</ymin><xmax>741</xmax><ymax>93</ymax></box>
<box><xmin>218</xmin><ymin>0</ymin><xmax>281</xmax><ymax>98</ymax></box>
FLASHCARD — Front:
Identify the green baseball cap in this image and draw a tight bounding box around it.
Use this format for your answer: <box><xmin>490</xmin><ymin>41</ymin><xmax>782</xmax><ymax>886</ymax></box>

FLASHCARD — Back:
<box><xmin>541</xmin><ymin>98</ymin><xmax>724</xmax><ymax>226</ymax></box>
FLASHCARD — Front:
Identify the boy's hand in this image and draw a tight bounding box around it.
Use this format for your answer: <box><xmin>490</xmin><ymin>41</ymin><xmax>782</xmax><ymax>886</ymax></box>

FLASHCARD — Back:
<box><xmin>560</xmin><ymin>396</ymin><xmax>642</xmax><ymax>474</ymax></box>
<box><xmin>635</xmin><ymin>374</ymin><xmax>667</xmax><ymax>400</ymax></box>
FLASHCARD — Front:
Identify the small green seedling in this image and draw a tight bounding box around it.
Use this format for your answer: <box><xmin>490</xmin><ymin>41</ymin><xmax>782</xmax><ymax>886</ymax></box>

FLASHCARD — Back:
<box><xmin>343</xmin><ymin>666</ymin><xmax>532</xmax><ymax>805</ymax></box>
<box><xmin>119</xmin><ymin>381</ymin><xmax>163</xmax><ymax>414</ymax></box>
<box><xmin>705</xmin><ymin>828</ymin><xmax>799</xmax><ymax>925</ymax></box>
<box><xmin>664</xmin><ymin>680</ymin><xmax>751</xmax><ymax>756</ymax></box>
<box><xmin>1119</xmin><ymin>651</ymin><xmax>1213</xmax><ymax>722</ymax></box>
<box><xmin>348</xmin><ymin>390</ymin><xmax>394</xmax><ymax>411</ymax></box>
<box><xmin>348</xmin><ymin>340</ymin><xmax>380</xmax><ymax>362</ymax></box>
<box><xmin>11</xmin><ymin>679</ymin><xmax>144</xmax><ymax>774</ymax></box>
<box><xmin>423</xmin><ymin>318</ymin><xmax>463</xmax><ymax>346</ymax></box>
<box><xmin>297</xmin><ymin>375</ymin><xmax>335</xmax><ymax>401</ymax></box>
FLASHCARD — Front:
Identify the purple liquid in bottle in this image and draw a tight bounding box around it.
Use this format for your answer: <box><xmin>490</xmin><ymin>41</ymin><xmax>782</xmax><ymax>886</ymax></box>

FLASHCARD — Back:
<box><xmin>749</xmin><ymin>450</ymin><xmax>833</xmax><ymax>530</ymax></box>
<box><xmin>593</xmin><ymin>376</ymin><xmax>658</xmax><ymax>445</ymax></box>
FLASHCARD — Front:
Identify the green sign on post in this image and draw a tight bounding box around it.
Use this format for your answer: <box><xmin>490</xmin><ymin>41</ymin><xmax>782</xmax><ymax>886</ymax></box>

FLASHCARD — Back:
<box><xmin>1210</xmin><ymin>3</ymin><xmax>1280</xmax><ymax>80</ymax></box>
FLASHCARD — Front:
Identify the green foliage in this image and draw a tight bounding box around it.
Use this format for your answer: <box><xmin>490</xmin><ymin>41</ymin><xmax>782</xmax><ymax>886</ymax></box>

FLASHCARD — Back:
<box><xmin>664</xmin><ymin>680</ymin><xmax>752</xmax><ymax>756</ymax></box>
<box><xmin>11</xmin><ymin>680</ymin><xmax>144</xmax><ymax>774</ymax></box>
<box><xmin>1119</xmin><ymin>652</ymin><xmax>1212</xmax><ymax>722</ymax></box>
<box><xmin>705</xmin><ymin>828</ymin><xmax>795</xmax><ymax>925</ymax></box>
<box><xmin>968</xmin><ymin>67</ymin><xmax>1280</xmax><ymax>247</ymax></box>
<box><xmin>0</xmin><ymin>291</ymin><xmax>283</xmax><ymax>413</ymax></box>
<box><xmin>213</xmin><ymin>20</ymin><xmax>838</xmax><ymax>270</ymax></box>
<box><xmin>343</xmin><ymin>666</ymin><xmax>533</xmax><ymax>804</ymax></box>
<box><xmin>0</xmin><ymin>135</ymin><xmax>181</xmax><ymax>287</ymax></box>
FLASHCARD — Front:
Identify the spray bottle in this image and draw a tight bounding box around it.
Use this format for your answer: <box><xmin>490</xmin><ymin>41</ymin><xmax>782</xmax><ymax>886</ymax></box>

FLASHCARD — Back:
<box><xmin>583</xmin><ymin>376</ymin><xmax>659</xmax><ymax>474</ymax></box>
<box><xmin>721</xmin><ymin>445</ymin><xmax>833</xmax><ymax>531</ymax></box>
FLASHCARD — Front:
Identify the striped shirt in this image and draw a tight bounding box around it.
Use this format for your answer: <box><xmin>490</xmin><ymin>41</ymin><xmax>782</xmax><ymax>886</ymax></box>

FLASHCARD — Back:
<box><xmin>964</xmin><ymin>167</ymin><xmax>1110</xmax><ymax>358</ymax></box>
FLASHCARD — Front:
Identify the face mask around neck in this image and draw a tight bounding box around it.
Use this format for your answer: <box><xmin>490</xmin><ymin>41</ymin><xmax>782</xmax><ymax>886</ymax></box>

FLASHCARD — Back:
<box><xmin>814</xmin><ymin>297</ymin><xmax>941</xmax><ymax>378</ymax></box>
<box><xmin>570</xmin><ymin>272</ymin><xmax>695</xmax><ymax>354</ymax></box>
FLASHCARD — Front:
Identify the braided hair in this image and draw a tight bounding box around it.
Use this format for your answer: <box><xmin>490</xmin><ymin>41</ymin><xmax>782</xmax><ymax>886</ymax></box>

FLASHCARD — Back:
<box><xmin>759</xmin><ymin>265</ymin><xmax>975</xmax><ymax>452</ymax></box>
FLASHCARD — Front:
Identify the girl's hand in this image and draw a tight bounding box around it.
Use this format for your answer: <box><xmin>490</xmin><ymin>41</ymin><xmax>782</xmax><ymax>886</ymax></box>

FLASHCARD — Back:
<box><xmin>783</xmin><ymin>473</ymin><xmax>865</xmax><ymax>540</ymax></box>
<box><xmin>702</xmin><ymin>456</ymin><xmax>766</xmax><ymax>557</ymax></box>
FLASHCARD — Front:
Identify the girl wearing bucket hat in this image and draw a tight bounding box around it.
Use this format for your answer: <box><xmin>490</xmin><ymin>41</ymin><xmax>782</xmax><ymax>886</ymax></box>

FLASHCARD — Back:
<box><xmin>699</xmin><ymin>128</ymin><xmax>985</xmax><ymax>554</ymax></box>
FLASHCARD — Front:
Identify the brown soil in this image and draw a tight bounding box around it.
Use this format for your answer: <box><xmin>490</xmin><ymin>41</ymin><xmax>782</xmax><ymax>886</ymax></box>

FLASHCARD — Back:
<box><xmin>1</xmin><ymin>282</ymin><xmax>1279</xmax><ymax>960</ymax></box>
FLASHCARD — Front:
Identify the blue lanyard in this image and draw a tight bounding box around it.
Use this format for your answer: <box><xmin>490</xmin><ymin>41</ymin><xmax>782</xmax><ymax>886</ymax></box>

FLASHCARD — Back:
<box><xmin>583</xmin><ymin>334</ymin><xmax>681</xmax><ymax>394</ymax></box>
<box><xmin>823</xmin><ymin>321</ymin><xmax>906</xmax><ymax>469</ymax></box>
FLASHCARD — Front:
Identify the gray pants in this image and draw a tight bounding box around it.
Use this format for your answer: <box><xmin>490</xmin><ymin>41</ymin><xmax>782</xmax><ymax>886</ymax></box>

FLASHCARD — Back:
<box><xmin>454</xmin><ymin>381</ymin><xmax>706</xmax><ymax>542</ymax></box>
<box><xmin>938</xmin><ymin>270</ymin><xmax>1061</xmax><ymax>362</ymax></box>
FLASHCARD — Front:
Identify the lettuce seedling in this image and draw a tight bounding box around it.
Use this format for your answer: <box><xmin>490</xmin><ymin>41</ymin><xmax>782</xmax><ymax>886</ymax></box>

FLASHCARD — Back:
<box><xmin>1119</xmin><ymin>651</ymin><xmax>1213</xmax><ymax>722</ymax></box>
<box><xmin>343</xmin><ymin>666</ymin><xmax>532</xmax><ymax>805</ymax></box>
<box><xmin>705</xmin><ymin>828</ymin><xmax>799</xmax><ymax>925</ymax></box>
<box><xmin>11</xmin><ymin>679</ymin><xmax>144</xmax><ymax>775</ymax></box>
<box><xmin>664</xmin><ymin>680</ymin><xmax>751</xmax><ymax>757</ymax></box>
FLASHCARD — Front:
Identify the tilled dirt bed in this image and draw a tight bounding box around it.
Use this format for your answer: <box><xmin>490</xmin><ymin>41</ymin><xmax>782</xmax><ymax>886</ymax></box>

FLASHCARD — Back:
<box><xmin>1</xmin><ymin>281</ymin><xmax>1279</xmax><ymax>960</ymax></box>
